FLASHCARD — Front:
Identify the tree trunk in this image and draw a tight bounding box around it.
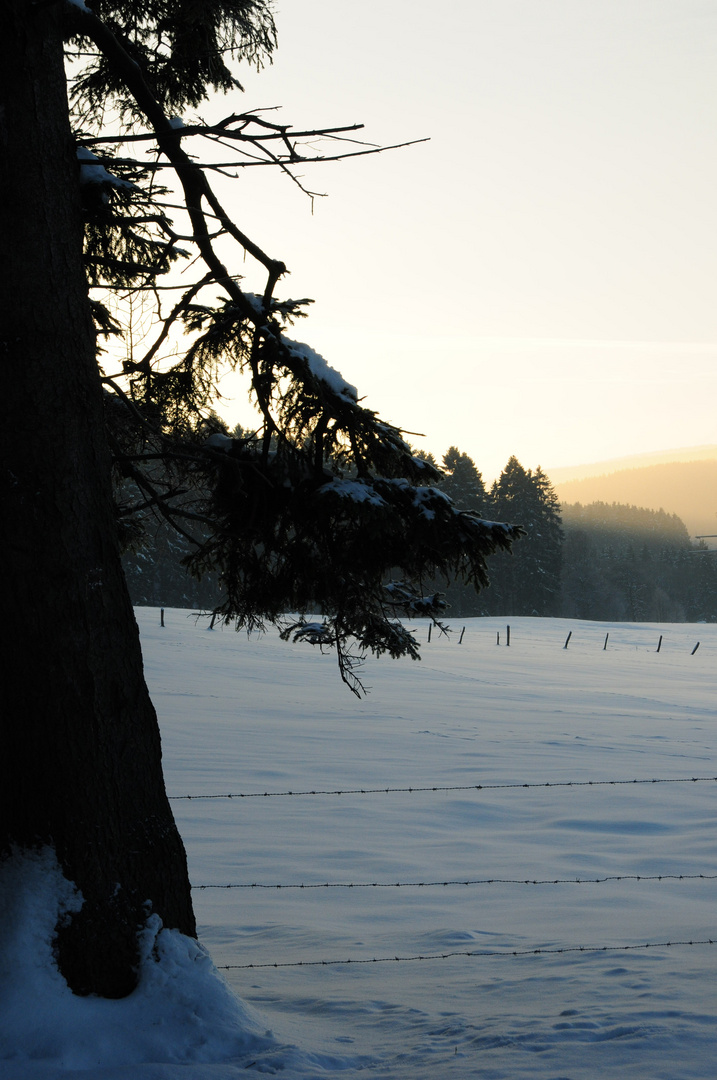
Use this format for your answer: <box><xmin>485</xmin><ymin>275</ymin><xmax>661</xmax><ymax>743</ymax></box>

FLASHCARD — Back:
<box><xmin>0</xmin><ymin>0</ymin><xmax>196</xmax><ymax>998</ymax></box>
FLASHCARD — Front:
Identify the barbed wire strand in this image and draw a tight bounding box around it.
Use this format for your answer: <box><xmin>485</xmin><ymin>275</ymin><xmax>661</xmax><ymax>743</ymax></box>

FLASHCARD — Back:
<box><xmin>171</xmin><ymin>775</ymin><xmax>717</xmax><ymax>800</ymax></box>
<box><xmin>217</xmin><ymin>938</ymin><xmax>716</xmax><ymax>970</ymax></box>
<box><xmin>193</xmin><ymin>873</ymin><xmax>717</xmax><ymax>891</ymax></box>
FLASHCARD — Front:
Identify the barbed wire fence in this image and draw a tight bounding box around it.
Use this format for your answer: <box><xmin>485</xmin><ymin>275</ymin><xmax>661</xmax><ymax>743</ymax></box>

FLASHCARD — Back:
<box><xmin>174</xmin><ymin>772</ymin><xmax>717</xmax><ymax>971</ymax></box>
<box><xmin>419</xmin><ymin>622</ymin><xmax>704</xmax><ymax>655</ymax></box>
<box><xmin>170</xmin><ymin>774</ymin><xmax>717</xmax><ymax>800</ymax></box>
<box><xmin>216</xmin><ymin>939</ymin><xmax>717</xmax><ymax>971</ymax></box>
<box><xmin>195</xmin><ymin>873</ymin><xmax>717</xmax><ymax>890</ymax></box>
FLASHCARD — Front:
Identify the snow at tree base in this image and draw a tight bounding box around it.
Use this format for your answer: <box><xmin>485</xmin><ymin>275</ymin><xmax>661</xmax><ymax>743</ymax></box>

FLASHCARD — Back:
<box><xmin>2</xmin><ymin>613</ymin><xmax>715</xmax><ymax>1078</ymax></box>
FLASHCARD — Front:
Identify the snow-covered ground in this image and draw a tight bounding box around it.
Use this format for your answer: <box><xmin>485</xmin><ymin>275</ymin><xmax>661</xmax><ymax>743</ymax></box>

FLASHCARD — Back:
<box><xmin>2</xmin><ymin>613</ymin><xmax>716</xmax><ymax>1077</ymax></box>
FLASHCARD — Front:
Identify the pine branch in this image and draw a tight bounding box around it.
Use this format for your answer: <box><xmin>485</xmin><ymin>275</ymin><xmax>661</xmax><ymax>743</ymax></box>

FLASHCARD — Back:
<box><xmin>65</xmin><ymin>1</ymin><xmax>521</xmax><ymax>683</ymax></box>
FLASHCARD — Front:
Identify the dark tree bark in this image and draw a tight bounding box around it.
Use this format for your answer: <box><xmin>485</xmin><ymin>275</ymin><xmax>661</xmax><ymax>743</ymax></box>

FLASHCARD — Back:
<box><xmin>0</xmin><ymin>0</ymin><xmax>195</xmax><ymax>998</ymax></box>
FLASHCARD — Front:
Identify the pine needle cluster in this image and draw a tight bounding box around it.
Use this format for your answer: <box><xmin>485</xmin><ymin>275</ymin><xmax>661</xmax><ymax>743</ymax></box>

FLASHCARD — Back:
<box><xmin>62</xmin><ymin>0</ymin><xmax>521</xmax><ymax>691</ymax></box>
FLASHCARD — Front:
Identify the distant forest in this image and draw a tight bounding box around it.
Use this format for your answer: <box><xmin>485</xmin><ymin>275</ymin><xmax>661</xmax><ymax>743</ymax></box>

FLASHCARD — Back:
<box><xmin>122</xmin><ymin>441</ymin><xmax>717</xmax><ymax>623</ymax></box>
<box><xmin>553</xmin><ymin>458</ymin><xmax>717</xmax><ymax>540</ymax></box>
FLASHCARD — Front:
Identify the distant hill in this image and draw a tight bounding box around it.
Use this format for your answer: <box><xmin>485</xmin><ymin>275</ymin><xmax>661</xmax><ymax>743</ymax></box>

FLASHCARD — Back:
<box><xmin>553</xmin><ymin>459</ymin><xmax>717</xmax><ymax>542</ymax></box>
<box><xmin>548</xmin><ymin>445</ymin><xmax>717</xmax><ymax>485</ymax></box>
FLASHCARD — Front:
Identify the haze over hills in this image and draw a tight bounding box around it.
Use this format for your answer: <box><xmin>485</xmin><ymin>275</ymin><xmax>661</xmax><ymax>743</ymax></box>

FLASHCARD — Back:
<box><xmin>547</xmin><ymin>445</ymin><xmax>717</xmax><ymax>485</ymax></box>
<box><xmin>549</xmin><ymin>448</ymin><xmax>717</xmax><ymax>542</ymax></box>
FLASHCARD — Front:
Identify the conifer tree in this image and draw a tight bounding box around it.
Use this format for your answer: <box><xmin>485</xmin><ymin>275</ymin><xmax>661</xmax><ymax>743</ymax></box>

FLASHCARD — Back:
<box><xmin>485</xmin><ymin>458</ymin><xmax>562</xmax><ymax>615</ymax></box>
<box><xmin>0</xmin><ymin>0</ymin><xmax>520</xmax><ymax>997</ymax></box>
<box><xmin>531</xmin><ymin>466</ymin><xmax>564</xmax><ymax>613</ymax></box>
<box><xmin>440</xmin><ymin>447</ymin><xmax>487</xmax><ymax>512</ymax></box>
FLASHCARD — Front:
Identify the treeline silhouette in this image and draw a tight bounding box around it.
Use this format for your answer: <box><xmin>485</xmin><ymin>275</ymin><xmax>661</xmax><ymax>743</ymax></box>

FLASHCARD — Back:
<box><xmin>122</xmin><ymin>442</ymin><xmax>717</xmax><ymax>623</ymax></box>
<box><xmin>553</xmin><ymin>458</ymin><xmax>717</xmax><ymax>540</ymax></box>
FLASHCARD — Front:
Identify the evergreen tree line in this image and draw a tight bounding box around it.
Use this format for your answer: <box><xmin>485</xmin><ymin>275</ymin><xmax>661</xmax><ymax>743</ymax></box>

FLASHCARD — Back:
<box><xmin>123</xmin><ymin>443</ymin><xmax>717</xmax><ymax>623</ymax></box>
<box><xmin>559</xmin><ymin>501</ymin><xmax>717</xmax><ymax>623</ymax></box>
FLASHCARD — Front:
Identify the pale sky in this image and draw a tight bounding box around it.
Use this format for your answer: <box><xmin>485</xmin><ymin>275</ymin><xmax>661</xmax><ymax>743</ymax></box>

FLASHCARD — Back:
<box><xmin>206</xmin><ymin>0</ymin><xmax>717</xmax><ymax>482</ymax></box>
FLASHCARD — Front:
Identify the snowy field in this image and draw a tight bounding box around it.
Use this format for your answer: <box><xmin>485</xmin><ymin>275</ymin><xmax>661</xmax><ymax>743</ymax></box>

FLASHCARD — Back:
<box><xmin>2</xmin><ymin>611</ymin><xmax>716</xmax><ymax>1078</ymax></box>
